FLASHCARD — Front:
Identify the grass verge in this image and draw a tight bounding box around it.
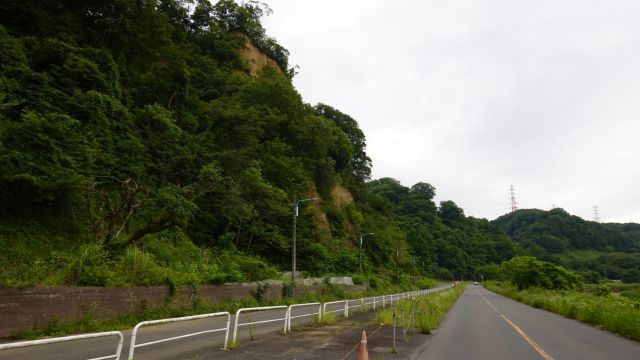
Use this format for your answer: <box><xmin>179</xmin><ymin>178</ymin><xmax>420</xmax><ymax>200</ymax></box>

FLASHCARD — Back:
<box><xmin>376</xmin><ymin>284</ymin><xmax>466</xmax><ymax>334</ymax></box>
<box><xmin>485</xmin><ymin>281</ymin><xmax>640</xmax><ymax>341</ymax></box>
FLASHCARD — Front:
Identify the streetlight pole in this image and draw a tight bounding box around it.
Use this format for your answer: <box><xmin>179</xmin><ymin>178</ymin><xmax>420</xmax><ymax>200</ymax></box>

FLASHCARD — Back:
<box><xmin>395</xmin><ymin>246</ymin><xmax>399</xmax><ymax>284</ymax></box>
<box><xmin>430</xmin><ymin>263</ymin><xmax>438</xmax><ymax>279</ymax></box>
<box><xmin>292</xmin><ymin>196</ymin><xmax>318</xmax><ymax>284</ymax></box>
<box><xmin>412</xmin><ymin>257</ymin><xmax>417</xmax><ymax>286</ymax></box>
<box><xmin>359</xmin><ymin>233</ymin><xmax>374</xmax><ymax>275</ymax></box>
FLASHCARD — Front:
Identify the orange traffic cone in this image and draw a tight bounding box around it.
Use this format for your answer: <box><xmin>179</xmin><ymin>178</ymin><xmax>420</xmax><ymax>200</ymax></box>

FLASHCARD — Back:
<box><xmin>358</xmin><ymin>330</ymin><xmax>369</xmax><ymax>360</ymax></box>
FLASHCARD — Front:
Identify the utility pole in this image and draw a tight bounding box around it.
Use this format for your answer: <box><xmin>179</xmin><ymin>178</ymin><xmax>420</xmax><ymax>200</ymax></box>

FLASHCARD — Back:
<box><xmin>509</xmin><ymin>185</ymin><xmax>518</xmax><ymax>213</ymax></box>
<box><xmin>429</xmin><ymin>263</ymin><xmax>438</xmax><ymax>279</ymax></box>
<box><xmin>412</xmin><ymin>257</ymin><xmax>416</xmax><ymax>286</ymax></box>
<box><xmin>359</xmin><ymin>233</ymin><xmax>374</xmax><ymax>275</ymax></box>
<box><xmin>292</xmin><ymin>195</ymin><xmax>296</xmax><ymax>285</ymax></box>
<box><xmin>593</xmin><ymin>206</ymin><xmax>601</xmax><ymax>222</ymax></box>
<box><xmin>291</xmin><ymin>196</ymin><xmax>318</xmax><ymax>284</ymax></box>
<box><xmin>395</xmin><ymin>246</ymin><xmax>399</xmax><ymax>284</ymax></box>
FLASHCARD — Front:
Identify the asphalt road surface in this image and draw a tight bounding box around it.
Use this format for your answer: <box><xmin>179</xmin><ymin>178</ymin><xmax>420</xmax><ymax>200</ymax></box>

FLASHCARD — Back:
<box><xmin>420</xmin><ymin>285</ymin><xmax>640</xmax><ymax>360</ymax></box>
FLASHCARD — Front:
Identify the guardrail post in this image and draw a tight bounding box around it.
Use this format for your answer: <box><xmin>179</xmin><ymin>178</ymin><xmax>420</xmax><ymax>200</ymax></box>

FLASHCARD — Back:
<box><xmin>233</xmin><ymin>309</ymin><xmax>241</xmax><ymax>344</ymax></box>
<box><xmin>128</xmin><ymin>324</ymin><xmax>140</xmax><ymax>360</ymax></box>
<box><xmin>283</xmin><ymin>308</ymin><xmax>288</xmax><ymax>334</ymax></box>
<box><xmin>392</xmin><ymin>310</ymin><xmax>397</xmax><ymax>352</ymax></box>
<box><xmin>411</xmin><ymin>299</ymin><xmax>415</xmax><ymax>335</ymax></box>
<box><xmin>223</xmin><ymin>315</ymin><xmax>230</xmax><ymax>349</ymax></box>
<box><xmin>401</xmin><ymin>303</ymin><xmax>405</xmax><ymax>335</ymax></box>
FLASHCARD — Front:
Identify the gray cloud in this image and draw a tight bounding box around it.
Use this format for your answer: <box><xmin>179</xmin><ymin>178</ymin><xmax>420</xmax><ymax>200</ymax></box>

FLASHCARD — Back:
<box><xmin>262</xmin><ymin>0</ymin><xmax>640</xmax><ymax>222</ymax></box>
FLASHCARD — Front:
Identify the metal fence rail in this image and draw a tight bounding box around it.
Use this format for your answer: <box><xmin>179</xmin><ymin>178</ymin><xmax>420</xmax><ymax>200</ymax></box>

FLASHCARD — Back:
<box><xmin>1</xmin><ymin>283</ymin><xmax>454</xmax><ymax>357</ymax></box>
<box><xmin>346</xmin><ymin>298</ymin><xmax>368</xmax><ymax>314</ymax></box>
<box><xmin>286</xmin><ymin>302</ymin><xmax>321</xmax><ymax>333</ymax></box>
<box><xmin>232</xmin><ymin>305</ymin><xmax>288</xmax><ymax>344</ymax></box>
<box><xmin>127</xmin><ymin>311</ymin><xmax>230</xmax><ymax>360</ymax></box>
<box><xmin>322</xmin><ymin>299</ymin><xmax>349</xmax><ymax>318</ymax></box>
<box><xmin>0</xmin><ymin>331</ymin><xmax>124</xmax><ymax>360</ymax></box>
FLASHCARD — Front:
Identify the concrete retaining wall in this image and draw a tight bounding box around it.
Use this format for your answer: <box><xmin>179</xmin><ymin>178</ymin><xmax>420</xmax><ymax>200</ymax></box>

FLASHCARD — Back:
<box><xmin>0</xmin><ymin>282</ymin><xmax>367</xmax><ymax>338</ymax></box>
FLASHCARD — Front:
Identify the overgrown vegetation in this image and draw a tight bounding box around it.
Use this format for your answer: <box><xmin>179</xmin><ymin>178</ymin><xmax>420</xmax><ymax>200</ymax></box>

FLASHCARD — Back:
<box><xmin>500</xmin><ymin>256</ymin><xmax>582</xmax><ymax>290</ymax></box>
<box><xmin>486</xmin><ymin>281</ymin><xmax>640</xmax><ymax>341</ymax></box>
<box><xmin>0</xmin><ymin>0</ymin><xmax>528</xmax><ymax>288</ymax></box>
<box><xmin>493</xmin><ymin>209</ymin><xmax>640</xmax><ymax>283</ymax></box>
<box><xmin>12</xmin><ymin>278</ymin><xmax>427</xmax><ymax>340</ymax></box>
<box><xmin>376</xmin><ymin>284</ymin><xmax>466</xmax><ymax>334</ymax></box>
<box><xmin>1</xmin><ymin>1</ymin><xmax>639</xmax><ymax>290</ymax></box>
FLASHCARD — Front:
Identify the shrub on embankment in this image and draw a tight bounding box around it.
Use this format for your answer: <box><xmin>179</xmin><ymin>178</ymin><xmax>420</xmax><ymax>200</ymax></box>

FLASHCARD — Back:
<box><xmin>486</xmin><ymin>281</ymin><xmax>640</xmax><ymax>341</ymax></box>
<box><xmin>376</xmin><ymin>284</ymin><xmax>466</xmax><ymax>334</ymax></box>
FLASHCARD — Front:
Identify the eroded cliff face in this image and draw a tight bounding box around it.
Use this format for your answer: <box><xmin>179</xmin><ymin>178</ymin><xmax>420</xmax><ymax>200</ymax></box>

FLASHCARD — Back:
<box><xmin>305</xmin><ymin>184</ymin><xmax>359</xmax><ymax>245</ymax></box>
<box><xmin>239</xmin><ymin>35</ymin><xmax>284</xmax><ymax>77</ymax></box>
<box><xmin>331</xmin><ymin>184</ymin><xmax>354</xmax><ymax>206</ymax></box>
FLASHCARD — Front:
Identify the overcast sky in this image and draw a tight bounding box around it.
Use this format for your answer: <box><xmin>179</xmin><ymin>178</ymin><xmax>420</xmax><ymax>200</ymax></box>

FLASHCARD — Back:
<box><xmin>261</xmin><ymin>0</ymin><xmax>640</xmax><ymax>223</ymax></box>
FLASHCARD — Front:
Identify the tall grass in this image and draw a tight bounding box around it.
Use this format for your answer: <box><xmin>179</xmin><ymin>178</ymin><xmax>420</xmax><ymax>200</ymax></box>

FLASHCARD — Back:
<box><xmin>486</xmin><ymin>281</ymin><xmax>640</xmax><ymax>341</ymax></box>
<box><xmin>376</xmin><ymin>284</ymin><xmax>466</xmax><ymax>334</ymax></box>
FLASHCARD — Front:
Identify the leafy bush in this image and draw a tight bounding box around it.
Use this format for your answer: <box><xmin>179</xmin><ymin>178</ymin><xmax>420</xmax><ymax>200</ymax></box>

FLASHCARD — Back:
<box><xmin>66</xmin><ymin>243</ymin><xmax>111</xmax><ymax>286</ymax></box>
<box><xmin>416</xmin><ymin>278</ymin><xmax>437</xmax><ymax>289</ymax></box>
<box><xmin>500</xmin><ymin>256</ymin><xmax>581</xmax><ymax>290</ymax></box>
<box><xmin>377</xmin><ymin>285</ymin><xmax>465</xmax><ymax>334</ymax></box>
<box><xmin>115</xmin><ymin>247</ymin><xmax>165</xmax><ymax>286</ymax></box>
<box><xmin>620</xmin><ymin>288</ymin><xmax>640</xmax><ymax>301</ymax></box>
<box><xmin>351</xmin><ymin>274</ymin><xmax>365</xmax><ymax>285</ymax></box>
<box><xmin>592</xmin><ymin>285</ymin><xmax>610</xmax><ymax>296</ymax></box>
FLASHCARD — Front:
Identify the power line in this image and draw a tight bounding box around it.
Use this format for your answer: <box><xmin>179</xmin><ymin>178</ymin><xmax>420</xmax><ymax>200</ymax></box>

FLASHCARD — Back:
<box><xmin>509</xmin><ymin>185</ymin><xmax>518</xmax><ymax>213</ymax></box>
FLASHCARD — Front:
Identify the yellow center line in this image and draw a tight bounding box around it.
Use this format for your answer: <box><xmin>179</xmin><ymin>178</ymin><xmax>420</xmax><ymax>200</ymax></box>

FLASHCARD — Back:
<box><xmin>475</xmin><ymin>288</ymin><xmax>555</xmax><ymax>360</ymax></box>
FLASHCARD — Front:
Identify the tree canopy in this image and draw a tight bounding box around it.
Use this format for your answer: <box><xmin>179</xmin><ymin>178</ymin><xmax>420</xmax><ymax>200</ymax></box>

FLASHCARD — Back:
<box><xmin>1</xmin><ymin>1</ymin><xmax>638</xmax><ymax>288</ymax></box>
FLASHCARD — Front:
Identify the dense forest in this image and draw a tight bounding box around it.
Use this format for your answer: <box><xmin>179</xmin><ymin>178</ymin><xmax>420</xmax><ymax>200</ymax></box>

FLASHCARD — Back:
<box><xmin>1</xmin><ymin>1</ymin><xmax>638</xmax><ymax>288</ymax></box>
<box><xmin>493</xmin><ymin>209</ymin><xmax>640</xmax><ymax>283</ymax></box>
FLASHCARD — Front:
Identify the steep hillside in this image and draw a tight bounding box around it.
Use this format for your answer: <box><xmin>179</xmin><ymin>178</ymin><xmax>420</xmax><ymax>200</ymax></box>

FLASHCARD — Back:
<box><xmin>0</xmin><ymin>0</ymin><xmax>368</xmax><ymax>286</ymax></box>
<box><xmin>0</xmin><ymin>0</ymin><xmax>578</xmax><ymax>289</ymax></box>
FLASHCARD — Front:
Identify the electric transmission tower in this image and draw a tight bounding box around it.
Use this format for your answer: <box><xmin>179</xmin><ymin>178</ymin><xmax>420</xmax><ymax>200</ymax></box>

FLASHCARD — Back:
<box><xmin>593</xmin><ymin>206</ymin><xmax>601</xmax><ymax>222</ymax></box>
<box><xmin>509</xmin><ymin>185</ymin><xmax>518</xmax><ymax>213</ymax></box>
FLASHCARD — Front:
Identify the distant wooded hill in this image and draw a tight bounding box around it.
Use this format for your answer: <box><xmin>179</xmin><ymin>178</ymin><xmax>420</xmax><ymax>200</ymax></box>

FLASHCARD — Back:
<box><xmin>493</xmin><ymin>209</ymin><xmax>640</xmax><ymax>283</ymax></box>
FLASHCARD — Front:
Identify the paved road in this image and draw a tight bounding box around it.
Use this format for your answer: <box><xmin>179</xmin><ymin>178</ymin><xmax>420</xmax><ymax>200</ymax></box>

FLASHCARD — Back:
<box><xmin>420</xmin><ymin>285</ymin><xmax>640</xmax><ymax>360</ymax></box>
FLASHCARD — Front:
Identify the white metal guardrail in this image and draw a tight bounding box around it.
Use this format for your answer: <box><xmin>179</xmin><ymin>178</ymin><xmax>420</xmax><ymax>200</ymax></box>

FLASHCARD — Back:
<box><xmin>286</xmin><ymin>302</ymin><xmax>321</xmax><ymax>333</ymax></box>
<box><xmin>322</xmin><ymin>299</ymin><xmax>349</xmax><ymax>318</ymax></box>
<box><xmin>127</xmin><ymin>311</ymin><xmax>230</xmax><ymax>360</ymax></box>
<box><xmin>346</xmin><ymin>298</ymin><xmax>370</xmax><ymax>314</ymax></box>
<box><xmin>232</xmin><ymin>305</ymin><xmax>288</xmax><ymax>344</ymax></box>
<box><xmin>0</xmin><ymin>284</ymin><xmax>453</xmax><ymax>357</ymax></box>
<box><xmin>0</xmin><ymin>331</ymin><xmax>124</xmax><ymax>360</ymax></box>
